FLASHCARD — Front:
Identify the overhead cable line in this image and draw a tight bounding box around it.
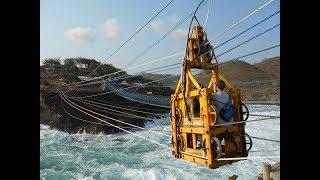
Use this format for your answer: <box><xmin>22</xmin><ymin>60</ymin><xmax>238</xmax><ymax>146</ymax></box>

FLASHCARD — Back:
<box><xmin>204</xmin><ymin>0</ymin><xmax>211</xmax><ymax>28</ymax></box>
<box><xmin>75</xmin><ymin>62</ymin><xmax>181</xmax><ymax>87</ymax></box>
<box><xmin>63</xmin><ymin>0</ymin><xmax>274</xmax><ymax>87</ymax></box>
<box><xmin>71</xmin><ymin>69</ymin><xmax>201</xmax><ymax>99</ymax></box>
<box><xmin>71</xmin><ymin>75</ymin><xmax>179</xmax><ymax>99</ymax></box>
<box><xmin>61</xmin><ymin>92</ymin><xmax>171</xmax><ymax>138</ymax></box>
<box><xmin>72</xmin><ymin>97</ymin><xmax>157</xmax><ymax>120</ymax></box>
<box><xmin>250</xmin><ymin>114</ymin><xmax>280</xmax><ymax>118</ymax></box>
<box><xmin>60</xmin><ymin>92</ymin><xmax>172</xmax><ymax>149</ymax></box>
<box><xmin>70</xmin><ymin>43</ymin><xmax>279</xmax><ymax>99</ymax></box>
<box><xmin>78</xmin><ymin>99</ymin><xmax>163</xmax><ymax>116</ymax></box>
<box><xmin>214</xmin><ymin>10</ymin><xmax>280</xmax><ymax>50</ymax></box>
<box><xmin>232</xmin><ymin>44</ymin><xmax>279</xmax><ymax>60</ymax></box>
<box><xmin>73</xmin><ymin>97</ymin><xmax>155</xmax><ymax>121</ymax></box>
<box><xmin>206</xmin><ymin>0</ymin><xmax>275</xmax><ymax>45</ymax></box>
<box><xmin>59</xmin><ymin>95</ymin><xmax>135</xmax><ymax>129</ymax></box>
<box><xmin>251</xmin><ymin>136</ymin><xmax>280</xmax><ymax>143</ymax></box>
<box><xmin>109</xmin><ymin>65</ymin><xmax>180</xmax><ymax>82</ymax></box>
<box><xmin>72</xmin><ymin>43</ymin><xmax>279</xmax><ymax>99</ymax></box>
<box><xmin>214</xmin><ymin>117</ymin><xmax>279</xmax><ymax>127</ymax></box>
<box><xmin>216</xmin><ymin>23</ymin><xmax>280</xmax><ymax>58</ymax></box>
<box><xmin>217</xmin><ymin>155</ymin><xmax>279</xmax><ymax>161</ymax></box>
<box><xmin>123</xmin><ymin>11</ymin><xmax>194</xmax><ymax>68</ymax></box>
<box><xmin>101</xmin><ymin>9</ymin><xmax>280</xmax><ymax>85</ymax></box>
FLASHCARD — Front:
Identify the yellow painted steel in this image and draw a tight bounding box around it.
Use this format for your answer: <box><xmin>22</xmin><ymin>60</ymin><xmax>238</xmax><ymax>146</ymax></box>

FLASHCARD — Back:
<box><xmin>170</xmin><ymin>25</ymin><xmax>248</xmax><ymax>169</ymax></box>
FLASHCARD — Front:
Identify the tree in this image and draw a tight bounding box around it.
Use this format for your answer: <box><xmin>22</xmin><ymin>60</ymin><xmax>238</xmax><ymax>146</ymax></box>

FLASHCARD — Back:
<box><xmin>63</xmin><ymin>58</ymin><xmax>77</xmax><ymax>68</ymax></box>
<box><xmin>43</xmin><ymin>58</ymin><xmax>61</xmax><ymax>67</ymax></box>
<box><xmin>63</xmin><ymin>58</ymin><xmax>79</xmax><ymax>74</ymax></box>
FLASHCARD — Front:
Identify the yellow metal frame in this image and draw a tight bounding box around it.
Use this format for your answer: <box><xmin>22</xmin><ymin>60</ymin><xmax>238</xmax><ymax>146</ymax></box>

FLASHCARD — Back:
<box><xmin>170</xmin><ymin>25</ymin><xmax>248</xmax><ymax>169</ymax></box>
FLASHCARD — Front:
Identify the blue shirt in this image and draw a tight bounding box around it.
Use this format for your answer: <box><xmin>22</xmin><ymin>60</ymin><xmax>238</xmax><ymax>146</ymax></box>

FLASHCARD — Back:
<box><xmin>212</xmin><ymin>91</ymin><xmax>234</xmax><ymax>125</ymax></box>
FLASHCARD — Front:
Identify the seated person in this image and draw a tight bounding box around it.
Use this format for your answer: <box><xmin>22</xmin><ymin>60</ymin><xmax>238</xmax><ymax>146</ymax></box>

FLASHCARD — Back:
<box><xmin>196</xmin><ymin>137</ymin><xmax>202</xmax><ymax>149</ymax></box>
<box><xmin>212</xmin><ymin>80</ymin><xmax>234</xmax><ymax>126</ymax></box>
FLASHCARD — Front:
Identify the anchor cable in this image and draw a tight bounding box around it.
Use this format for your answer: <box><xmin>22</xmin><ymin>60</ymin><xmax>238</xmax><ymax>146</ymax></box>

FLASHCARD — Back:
<box><xmin>61</xmin><ymin>92</ymin><xmax>171</xmax><ymax>137</ymax></box>
<box><xmin>60</xmin><ymin>92</ymin><xmax>172</xmax><ymax>149</ymax></box>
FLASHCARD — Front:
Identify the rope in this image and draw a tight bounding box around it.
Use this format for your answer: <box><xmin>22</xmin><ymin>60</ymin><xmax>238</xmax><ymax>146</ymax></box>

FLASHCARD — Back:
<box><xmin>84</xmin><ymin>52</ymin><xmax>183</xmax><ymax>85</ymax></box>
<box><xmin>71</xmin><ymin>68</ymin><xmax>201</xmax><ymax>99</ymax></box>
<box><xmin>86</xmin><ymin>0</ymin><xmax>176</xmax><ymax>77</ymax></box>
<box><xmin>71</xmin><ymin>74</ymin><xmax>179</xmax><ymax>99</ymax></box>
<box><xmin>214</xmin><ymin>10</ymin><xmax>280</xmax><ymax>50</ymax></box>
<box><xmin>251</xmin><ymin>136</ymin><xmax>280</xmax><ymax>143</ymax></box>
<box><xmin>109</xmin><ymin>63</ymin><xmax>180</xmax><ymax>82</ymax></box>
<box><xmin>204</xmin><ymin>0</ymin><xmax>211</xmax><ymax>28</ymax></box>
<box><xmin>214</xmin><ymin>117</ymin><xmax>279</xmax><ymax>127</ymax></box>
<box><xmin>250</xmin><ymin>114</ymin><xmax>280</xmax><ymax>118</ymax></box>
<box><xmin>60</xmin><ymin>92</ymin><xmax>172</xmax><ymax>149</ymax></box>
<box><xmin>108</xmin><ymin>44</ymin><xmax>279</xmax><ymax>88</ymax></box>
<box><xmin>232</xmin><ymin>44</ymin><xmax>280</xmax><ymax>60</ymax></box>
<box><xmin>123</xmin><ymin>11</ymin><xmax>193</xmax><ymax>68</ymax></box>
<box><xmin>61</xmin><ymin>92</ymin><xmax>171</xmax><ymax>138</ymax></box>
<box><xmin>216</xmin><ymin>155</ymin><xmax>279</xmax><ymax>161</ymax></box>
<box><xmin>128</xmin><ymin>0</ymin><xmax>275</xmax><ymax>75</ymax></box>
<box><xmin>59</xmin><ymin>95</ymin><xmax>135</xmax><ymax>129</ymax></box>
<box><xmin>79</xmin><ymin>99</ymin><xmax>168</xmax><ymax>112</ymax></box>
<box><xmin>62</xmin><ymin>52</ymin><xmax>183</xmax><ymax>87</ymax></box>
<box><xmin>64</xmin><ymin>92</ymin><xmax>170</xmax><ymax>116</ymax></box>
<box><xmin>72</xmin><ymin>97</ymin><xmax>154</xmax><ymax>121</ymax></box>
<box><xmin>249</xmin><ymin>149</ymin><xmax>279</xmax><ymax>153</ymax></box>
<box><xmin>69</xmin><ymin>63</ymin><xmax>180</xmax><ymax>88</ymax></box>
<box><xmin>63</xmin><ymin>0</ymin><xmax>274</xmax><ymax>87</ymax></box>
<box><xmin>216</xmin><ymin>24</ymin><xmax>280</xmax><ymax>58</ymax></box>
<box><xmin>76</xmin><ymin>98</ymin><xmax>163</xmax><ymax>116</ymax></box>
<box><xmin>207</xmin><ymin>0</ymin><xmax>275</xmax><ymax>44</ymax></box>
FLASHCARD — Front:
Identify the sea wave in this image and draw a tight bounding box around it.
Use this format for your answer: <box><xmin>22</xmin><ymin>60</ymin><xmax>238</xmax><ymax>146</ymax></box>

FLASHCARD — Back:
<box><xmin>40</xmin><ymin>104</ymin><xmax>280</xmax><ymax>179</ymax></box>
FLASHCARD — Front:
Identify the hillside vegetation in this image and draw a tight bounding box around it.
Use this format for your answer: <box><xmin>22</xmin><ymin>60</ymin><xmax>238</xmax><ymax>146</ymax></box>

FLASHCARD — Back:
<box><xmin>141</xmin><ymin>56</ymin><xmax>280</xmax><ymax>103</ymax></box>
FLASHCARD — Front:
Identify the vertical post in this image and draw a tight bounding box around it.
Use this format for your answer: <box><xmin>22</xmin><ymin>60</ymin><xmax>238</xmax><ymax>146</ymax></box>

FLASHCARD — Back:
<box><xmin>188</xmin><ymin>39</ymin><xmax>195</xmax><ymax>62</ymax></box>
<box><xmin>262</xmin><ymin>162</ymin><xmax>271</xmax><ymax>180</ymax></box>
<box><xmin>171</xmin><ymin>95</ymin><xmax>179</xmax><ymax>158</ymax></box>
<box><xmin>211</xmin><ymin>69</ymin><xmax>219</xmax><ymax>93</ymax></box>
<box><xmin>200</xmin><ymin>89</ymin><xmax>213</xmax><ymax>167</ymax></box>
<box><xmin>192</xmin><ymin>133</ymin><xmax>196</xmax><ymax>149</ymax></box>
<box><xmin>186</xmin><ymin>72</ymin><xmax>191</xmax><ymax>94</ymax></box>
<box><xmin>234</xmin><ymin>88</ymin><xmax>242</xmax><ymax>122</ymax></box>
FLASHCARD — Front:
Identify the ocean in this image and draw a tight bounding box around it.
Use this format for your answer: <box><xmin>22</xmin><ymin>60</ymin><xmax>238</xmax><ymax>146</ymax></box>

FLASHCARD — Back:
<box><xmin>40</xmin><ymin>104</ymin><xmax>280</xmax><ymax>180</ymax></box>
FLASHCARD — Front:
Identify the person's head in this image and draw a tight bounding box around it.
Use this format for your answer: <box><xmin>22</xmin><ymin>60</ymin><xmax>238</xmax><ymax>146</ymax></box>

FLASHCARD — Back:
<box><xmin>216</xmin><ymin>80</ymin><xmax>226</xmax><ymax>91</ymax></box>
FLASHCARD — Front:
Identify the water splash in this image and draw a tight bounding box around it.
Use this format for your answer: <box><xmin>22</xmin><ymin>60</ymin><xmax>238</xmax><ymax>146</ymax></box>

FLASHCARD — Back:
<box><xmin>40</xmin><ymin>104</ymin><xmax>280</xmax><ymax>179</ymax></box>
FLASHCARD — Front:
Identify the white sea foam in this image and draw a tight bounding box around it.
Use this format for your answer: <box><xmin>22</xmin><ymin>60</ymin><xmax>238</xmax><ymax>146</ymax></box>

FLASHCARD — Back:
<box><xmin>40</xmin><ymin>104</ymin><xmax>280</xmax><ymax>179</ymax></box>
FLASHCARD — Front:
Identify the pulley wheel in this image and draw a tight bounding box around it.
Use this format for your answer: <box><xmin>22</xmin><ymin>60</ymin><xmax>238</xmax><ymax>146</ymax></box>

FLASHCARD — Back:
<box><xmin>212</xmin><ymin>137</ymin><xmax>222</xmax><ymax>160</ymax></box>
<box><xmin>244</xmin><ymin>132</ymin><xmax>253</xmax><ymax>152</ymax></box>
<box><xmin>240</xmin><ymin>102</ymin><xmax>249</xmax><ymax>121</ymax></box>
<box><xmin>172</xmin><ymin>134</ymin><xmax>184</xmax><ymax>151</ymax></box>
<box><xmin>169</xmin><ymin>108</ymin><xmax>182</xmax><ymax>126</ymax></box>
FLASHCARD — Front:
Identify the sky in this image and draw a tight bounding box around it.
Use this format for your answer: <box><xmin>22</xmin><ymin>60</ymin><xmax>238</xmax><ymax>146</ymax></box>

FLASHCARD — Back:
<box><xmin>40</xmin><ymin>0</ymin><xmax>280</xmax><ymax>75</ymax></box>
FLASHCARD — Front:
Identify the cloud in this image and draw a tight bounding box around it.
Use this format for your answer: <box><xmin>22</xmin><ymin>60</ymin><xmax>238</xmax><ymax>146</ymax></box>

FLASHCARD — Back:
<box><xmin>170</xmin><ymin>29</ymin><xmax>188</xmax><ymax>39</ymax></box>
<box><xmin>64</xmin><ymin>27</ymin><xmax>96</xmax><ymax>43</ymax></box>
<box><xmin>150</xmin><ymin>19</ymin><xmax>165</xmax><ymax>33</ymax></box>
<box><xmin>104</xmin><ymin>18</ymin><xmax>120</xmax><ymax>40</ymax></box>
<box><xmin>169</xmin><ymin>15</ymin><xmax>179</xmax><ymax>24</ymax></box>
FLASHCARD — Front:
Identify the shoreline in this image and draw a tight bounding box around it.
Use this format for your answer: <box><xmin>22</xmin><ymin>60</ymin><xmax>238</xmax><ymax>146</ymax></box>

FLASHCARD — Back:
<box><xmin>243</xmin><ymin>101</ymin><xmax>280</xmax><ymax>106</ymax></box>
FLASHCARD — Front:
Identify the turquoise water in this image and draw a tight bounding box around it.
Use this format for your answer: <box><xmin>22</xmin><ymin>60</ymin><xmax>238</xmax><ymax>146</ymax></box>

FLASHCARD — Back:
<box><xmin>40</xmin><ymin>105</ymin><xmax>280</xmax><ymax>180</ymax></box>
